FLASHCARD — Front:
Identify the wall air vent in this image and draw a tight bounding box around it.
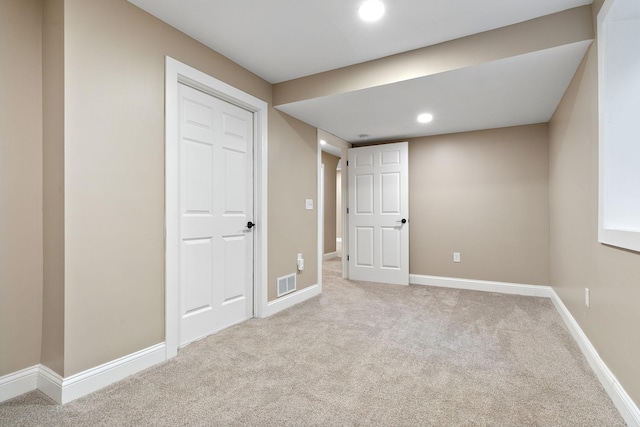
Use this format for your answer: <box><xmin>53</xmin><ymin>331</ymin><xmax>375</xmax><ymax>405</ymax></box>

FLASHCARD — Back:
<box><xmin>277</xmin><ymin>273</ymin><xmax>296</xmax><ymax>297</ymax></box>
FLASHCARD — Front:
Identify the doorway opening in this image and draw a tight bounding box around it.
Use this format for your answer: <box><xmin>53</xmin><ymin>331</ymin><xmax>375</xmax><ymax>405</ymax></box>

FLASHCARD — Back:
<box><xmin>318</xmin><ymin>130</ymin><xmax>351</xmax><ymax>280</ymax></box>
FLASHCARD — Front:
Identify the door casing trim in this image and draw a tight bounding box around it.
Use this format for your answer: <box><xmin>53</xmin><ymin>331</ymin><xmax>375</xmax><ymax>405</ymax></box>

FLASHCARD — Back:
<box><xmin>165</xmin><ymin>57</ymin><xmax>268</xmax><ymax>359</ymax></box>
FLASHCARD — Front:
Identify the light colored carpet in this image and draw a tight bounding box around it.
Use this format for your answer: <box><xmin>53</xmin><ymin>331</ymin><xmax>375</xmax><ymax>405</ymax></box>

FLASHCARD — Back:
<box><xmin>1</xmin><ymin>258</ymin><xmax>625</xmax><ymax>426</ymax></box>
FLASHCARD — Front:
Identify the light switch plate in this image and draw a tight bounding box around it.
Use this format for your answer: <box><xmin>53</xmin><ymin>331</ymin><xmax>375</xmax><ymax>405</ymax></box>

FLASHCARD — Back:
<box><xmin>305</xmin><ymin>199</ymin><xmax>314</xmax><ymax>210</ymax></box>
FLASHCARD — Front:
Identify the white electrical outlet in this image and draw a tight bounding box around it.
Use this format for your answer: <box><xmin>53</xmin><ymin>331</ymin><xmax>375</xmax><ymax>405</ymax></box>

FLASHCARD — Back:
<box><xmin>585</xmin><ymin>288</ymin><xmax>590</xmax><ymax>308</ymax></box>
<box><xmin>297</xmin><ymin>253</ymin><xmax>304</xmax><ymax>271</ymax></box>
<box><xmin>453</xmin><ymin>252</ymin><xmax>461</xmax><ymax>263</ymax></box>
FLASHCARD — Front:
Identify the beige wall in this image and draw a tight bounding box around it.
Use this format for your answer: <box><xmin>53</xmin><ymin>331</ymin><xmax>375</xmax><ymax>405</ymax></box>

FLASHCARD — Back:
<box><xmin>407</xmin><ymin>124</ymin><xmax>550</xmax><ymax>285</ymax></box>
<box><xmin>0</xmin><ymin>0</ymin><xmax>44</xmax><ymax>377</ymax></box>
<box><xmin>0</xmin><ymin>0</ymin><xmax>318</xmax><ymax>379</ymax></box>
<box><xmin>59</xmin><ymin>0</ymin><xmax>315</xmax><ymax>375</ymax></box>
<box><xmin>549</xmin><ymin>0</ymin><xmax>640</xmax><ymax>405</ymax></box>
<box><xmin>41</xmin><ymin>0</ymin><xmax>66</xmax><ymax>376</ymax></box>
<box><xmin>336</xmin><ymin>171</ymin><xmax>342</xmax><ymax>240</ymax></box>
<box><xmin>267</xmin><ymin>112</ymin><xmax>318</xmax><ymax>301</ymax></box>
<box><xmin>322</xmin><ymin>152</ymin><xmax>339</xmax><ymax>254</ymax></box>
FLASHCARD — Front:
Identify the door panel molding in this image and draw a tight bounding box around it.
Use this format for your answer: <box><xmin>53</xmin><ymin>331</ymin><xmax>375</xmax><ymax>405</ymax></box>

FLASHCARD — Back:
<box><xmin>177</xmin><ymin>83</ymin><xmax>254</xmax><ymax>347</ymax></box>
<box><xmin>348</xmin><ymin>142</ymin><xmax>409</xmax><ymax>285</ymax></box>
<box><xmin>165</xmin><ymin>57</ymin><xmax>268</xmax><ymax>360</ymax></box>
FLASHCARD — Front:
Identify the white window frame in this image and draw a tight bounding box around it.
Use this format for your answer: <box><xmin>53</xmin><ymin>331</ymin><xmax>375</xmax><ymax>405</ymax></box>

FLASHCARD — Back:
<box><xmin>598</xmin><ymin>0</ymin><xmax>640</xmax><ymax>252</ymax></box>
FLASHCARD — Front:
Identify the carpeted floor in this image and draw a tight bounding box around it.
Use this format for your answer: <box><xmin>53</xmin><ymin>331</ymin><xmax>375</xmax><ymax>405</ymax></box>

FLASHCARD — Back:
<box><xmin>0</xmin><ymin>258</ymin><xmax>625</xmax><ymax>426</ymax></box>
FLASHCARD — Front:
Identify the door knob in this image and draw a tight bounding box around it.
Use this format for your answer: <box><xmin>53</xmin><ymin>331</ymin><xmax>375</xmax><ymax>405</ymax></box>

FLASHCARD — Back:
<box><xmin>401</xmin><ymin>218</ymin><xmax>407</xmax><ymax>224</ymax></box>
<box><xmin>246</xmin><ymin>221</ymin><xmax>255</xmax><ymax>229</ymax></box>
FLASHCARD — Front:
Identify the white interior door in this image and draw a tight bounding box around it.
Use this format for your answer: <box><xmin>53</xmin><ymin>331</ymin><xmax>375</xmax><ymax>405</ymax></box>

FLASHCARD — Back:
<box><xmin>348</xmin><ymin>142</ymin><xmax>409</xmax><ymax>285</ymax></box>
<box><xmin>178</xmin><ymin>83</ymin><xmax>254</xmax><ymax>347</ymax></box>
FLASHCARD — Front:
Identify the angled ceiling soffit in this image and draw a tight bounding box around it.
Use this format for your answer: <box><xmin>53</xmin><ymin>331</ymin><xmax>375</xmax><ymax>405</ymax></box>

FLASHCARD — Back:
<box><xmin>273</xmin><ymin>5</ymin><xmax>594</xmax><ymax>107</ymax></box>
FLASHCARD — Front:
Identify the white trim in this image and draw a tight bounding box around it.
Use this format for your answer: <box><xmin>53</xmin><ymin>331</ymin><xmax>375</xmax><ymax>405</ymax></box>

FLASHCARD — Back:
<box><xmin>165</xmin><ymin>56</ymin><xmax>269</xmax><ymax>358</ymax></box>
<box><xmin>58</xmin><ymin>343</ymin><xmax>165</xmax><ymax>404</ymax></box>
<box><xmin>409</xmin><ymin>274</ymin><xmax>552</xmax><ymax>297</ymax></box>
<box><xmin>597</xmin><ymin>0</ymin><xmax>640</xmax><ymax>253</ymax></box>
<box><xmin>318</xmin><ymin>151</ymin><xmax>324</xmax><ymax>294</ymax></box>
<box><xmin>0</xmin><ymin>365</ymin><xmax>38</xmax><ymax>402</ymax></box>
<box><xmin>37</xmin><ymin>365</ymin><xmax>63</xmax><ymax>403</ymax></box>
<box><xmin>323</xmin><ymin>251</ymin><xmax>338</xmax><ymax>260</ymax></box>
<box><xmin>549</xmin><ymin>290</ymin><xmax>640</xmax><ymax>427</ymax></box>
<box><xmin>340</xmin><ymin>146</ymin><xmax>349</xmax><ymax>280</ymax></box>
<box><xmin>37</xmin><ymin>343</ymin><xmax>166</xmax><ymax>405</ymax></box>
<box><xmin>264</xmin><ymin>284</ymin><xmax>321</xmax><ymax>317</ymax></box>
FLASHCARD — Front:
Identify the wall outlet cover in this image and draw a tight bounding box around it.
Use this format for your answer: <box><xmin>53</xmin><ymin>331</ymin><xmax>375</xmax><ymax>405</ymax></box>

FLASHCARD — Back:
<box><xmin>585</xmin><ymin>288</ymin><xmax>590</xmax><ymax>308</ymax></box>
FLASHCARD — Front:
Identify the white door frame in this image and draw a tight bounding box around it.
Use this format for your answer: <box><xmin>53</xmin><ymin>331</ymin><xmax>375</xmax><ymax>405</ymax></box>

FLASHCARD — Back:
<box><xmin>318</xmin><ymin>161</ymin><xmax>324</xmax><ymax>290</ymax></box>
<box><xmin>165</xmin><ymin>57</ymin><xmax>268</xmax><ymax>360</ymax></box>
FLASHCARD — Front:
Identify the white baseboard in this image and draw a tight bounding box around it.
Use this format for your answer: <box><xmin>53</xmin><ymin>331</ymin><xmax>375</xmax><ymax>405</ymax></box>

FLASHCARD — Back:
<box><xmin>323</xmin><ymin>252</ymin><xmax>338</xmax><ymax>260</ymax></box>
<box><xmin>38</xmin><ymin>343</ymin><xmax>166</xmax><ymax>405</ymax></box>
<box><xmin>0</xmin><ymin>365</ymin><xmax>39</xmax><ymax>403</ymax></box>
<box><xmin>549</xmin><ymin>290</ymin><xmax>640</xmax><ymax>427</ymax></box>
<box><xmin>409</xmin><ymin>274</ymin><xmax>552</xmax><ymax>297</ymax></box>
<box><xmin>265</xmin><ymin>283</ymin><xmax>321</xmax><ymax>317</ymax></box>
<box><xmin>38</xmin><ymin>365</ymin><xmax>63</xmax><ymax>403</ymax></box>
<box><xmin>410</xmin><ymin>273</ymin><xmax>639</xmax><ymax>427</ymax></box>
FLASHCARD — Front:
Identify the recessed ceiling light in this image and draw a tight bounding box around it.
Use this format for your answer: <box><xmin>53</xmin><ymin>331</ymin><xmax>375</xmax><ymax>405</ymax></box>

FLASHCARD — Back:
<box><xmin>359</xmin><ymin>0</ymin><xmax>385</xmax><ymax>22</ymax></box>
<box><xmin>320</xmin><ymin>139</ymin><xmax>327</xmax><ymax>145</ymax></box>
<box><xmin>417</xmin><ymin>113</ymin><xmax>434</xmax><ymax>124</ymax></box>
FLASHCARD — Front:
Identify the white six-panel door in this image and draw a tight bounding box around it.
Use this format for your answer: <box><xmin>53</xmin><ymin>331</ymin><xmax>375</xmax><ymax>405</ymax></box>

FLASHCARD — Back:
<box><xmin>178</xmin><ymin>83</ymin><xmax>254</xmax><ymax>346</ymax></box>
<box><xmin>348</xmin><ymin>142</ymin><xmax>409</xmax><ymax>285</ymax></box>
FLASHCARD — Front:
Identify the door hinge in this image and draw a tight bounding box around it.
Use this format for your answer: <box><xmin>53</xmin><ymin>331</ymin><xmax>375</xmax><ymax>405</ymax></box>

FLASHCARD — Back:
<box><xmin>347</xmin><ymin>255</ymin><xmax>350</xmax><ymax>261</ymax></box>
<box><xmin>346</xmin><ymin>160</ymin><xmax>349</xmax><ymax>166</ymax></box>
<box><xmin>347</xmin><ymin>208</ymin><xmax>349</xmax><ymax>214</ymax></box>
